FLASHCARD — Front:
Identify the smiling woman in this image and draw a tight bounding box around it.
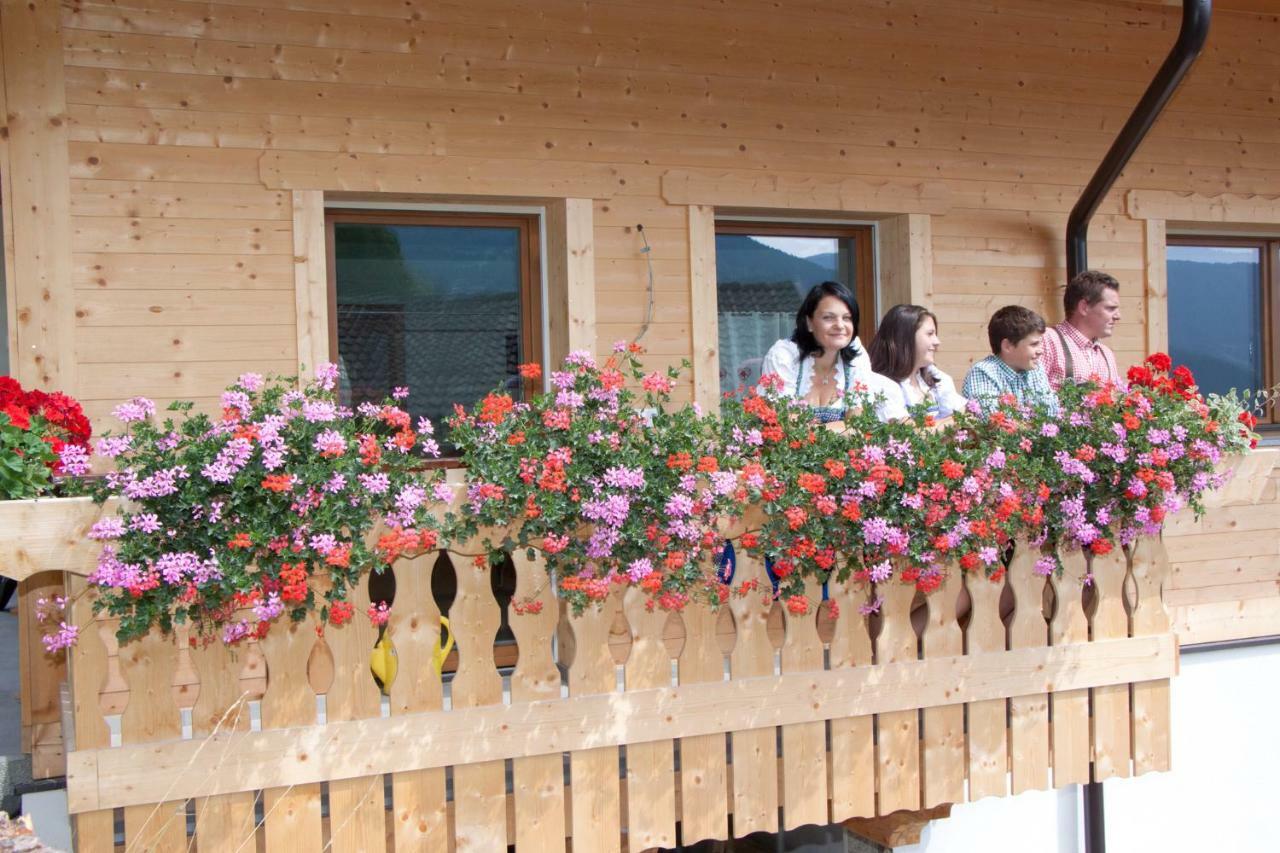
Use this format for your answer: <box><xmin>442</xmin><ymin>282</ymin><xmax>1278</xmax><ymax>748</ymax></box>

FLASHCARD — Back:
<box><xmin>758</xmin><ymin>281</ymin><xmax>907</xmax><ymax>424</ymax></box>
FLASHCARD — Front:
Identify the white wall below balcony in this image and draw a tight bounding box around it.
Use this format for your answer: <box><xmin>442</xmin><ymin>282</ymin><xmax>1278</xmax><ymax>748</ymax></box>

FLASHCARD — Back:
<box><xmin>898</xmin><ymin>640</ymin><xmax>1280</xmax><ymax>853</ymax></box>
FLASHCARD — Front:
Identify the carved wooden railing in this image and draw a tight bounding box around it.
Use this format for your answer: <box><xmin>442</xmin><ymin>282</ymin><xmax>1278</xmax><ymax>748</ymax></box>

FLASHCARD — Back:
<box><xmin>0</xmin><ymin>493</ymin><xmax>1190</xmax><ymax>852</ymax></box>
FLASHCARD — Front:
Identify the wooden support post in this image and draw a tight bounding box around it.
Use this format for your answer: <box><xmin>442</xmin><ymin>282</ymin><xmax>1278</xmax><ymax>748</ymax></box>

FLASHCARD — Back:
<box><xmin>1007</xmin><ymin>543</ymin><xmax>1050</xmax><ymax>794</ymax></box>
<box><xmin>689</xmin><ymin>203</ymin><xmax>719</xmax><ymax>414</ymax></box>
<box><xmin>1050</xmin><ymin>549</ymin><xmax>1091</xmax><ymax>787</ymax></box>
<box><xmin>450</xmin><ymin>550</ymin><xmax>509</xmax><ymax>850</ymax></box>
<box><xmin>727</xmin><ymin>548</ymin><xmax>780</xmax><ymax>834</ymax></box>
<box><xmin>779</xmin><ymin>576</ymin><xmax>828</xmax><ymax>830</ymax></box>
<box><xmin>677</xmin><ymin>596</ymin><xmax>730</xmax><ymax>845</ymax></box>
<box><xmin>622</xmin><ymin>587</ymin><xmax>677</xmax><ymax>851</ymax></box>
<box><xmin>828</xmin><ymin>572</ymin><xmax>875</xmax><ymax>822</ymax></box>
<box><xmin>1128</xmin><ymin>536</ymin><xmax>1172</xmax><ymax>775</ymax></box>
<box><xmin>325</xmin><ymin>575</ymin><xmax>387</xmax><ymax>852</ymax></box>
<box><xmin>67</xmin><ymin>580</ymin><xmax>113</xmax><ymax>853</ymax></box>
<box><xmin>260</xmin><ymin>616</ymin><xmax>324</xmax><ymax>851</ymax></box>
<box><xmin>874</xmin><ymin>579</ymin><xmax>920</xmax><ymax>814</ymax></box>
<box><xmin>119</xmin><ymin>631</ymin><xmax>186</xmax><ymax>850</ymax></box>
<box><xmin>568</xmin><ymin>592</ymin><xmax>622</xmax><ymax>851</ymax></box>
<box><xmin>920</xmin><ymin>565</ymin><xmax>965</xmax><ymax>808</ymax></box>
<box><xmin>387</xmin><ymin>552</ymin><xmax>449</xmax><ymax>852</ymax></box>
<box><xmin>291</xmin><ymin>189</ymin><xmax>328</xmax><ymax>376</ymax></box>
<box><xmin>964</xmin><ymin>571</ymin><xmax>1008</xmax><ymax>801</ymax></box>
<box><xmin>1089</xmin><ymin>546</ymin><xmax>1132</xmax><ymax>782</ymax></box>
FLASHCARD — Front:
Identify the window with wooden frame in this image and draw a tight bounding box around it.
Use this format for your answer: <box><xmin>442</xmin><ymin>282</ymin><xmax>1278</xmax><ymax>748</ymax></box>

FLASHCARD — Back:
<box><xmin>1167</xmin><ymin>236</ymin><xmax>1279</xmax><ymax>425</ymax></box>
<box><xmin>325</xmin><ymin>209</ymin><xmax>543</xmax><ymax>449</ymax></box>
<box><xmin>714</xmin><ymin>221</ymin><xmax>875</xmax><ymax>397</ymax></box>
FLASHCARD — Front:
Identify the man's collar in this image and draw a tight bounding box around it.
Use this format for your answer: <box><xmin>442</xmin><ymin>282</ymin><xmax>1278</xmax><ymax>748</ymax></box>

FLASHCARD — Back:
<box><xmin>1060</xmin><ymin>320</ymin><xmax>1100</xmax><ymax>347</ymax></box>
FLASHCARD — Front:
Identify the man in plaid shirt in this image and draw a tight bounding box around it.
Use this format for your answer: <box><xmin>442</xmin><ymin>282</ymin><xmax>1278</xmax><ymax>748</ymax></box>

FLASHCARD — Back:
<box><xmin>1040</xmin><ymin>269</ymin><xmax>1121</xmax><ymax>390</ymax></box>
<box><xmin>962</xmin><ymin>305</ymin><xmax>1060</xmax><ymax>416</ymax></box>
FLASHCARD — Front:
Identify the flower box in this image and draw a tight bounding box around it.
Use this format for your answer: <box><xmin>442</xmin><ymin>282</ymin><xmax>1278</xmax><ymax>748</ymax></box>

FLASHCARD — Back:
<box><xmin>0</xmin><ymin>496</ymin><xmax>113</xmax><ymax>584</ymax></box>
<box><xmin>1202</xmin><ymin>448</ymin><xmax>1278</xmax><ymax>509</ymax></box>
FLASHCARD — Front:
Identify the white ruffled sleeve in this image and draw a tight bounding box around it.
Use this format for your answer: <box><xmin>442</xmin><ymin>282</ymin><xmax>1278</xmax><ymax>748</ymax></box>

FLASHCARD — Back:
<box><xmin>858</xmin><ymin>370</ymin><xmax>909</xmax><ymax>423</ymax></box>
<box><xmin>760</xmin><ymin>339</ymin><xmax>801</xmax><ymax>397</ymax></box>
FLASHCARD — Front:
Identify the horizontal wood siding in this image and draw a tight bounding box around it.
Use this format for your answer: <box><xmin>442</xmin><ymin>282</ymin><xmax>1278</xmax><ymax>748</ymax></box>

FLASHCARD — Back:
<box><xmin>0</xmin><ymin>0</ymin><xmax>1277</xmax><ymax>638</ymax></box>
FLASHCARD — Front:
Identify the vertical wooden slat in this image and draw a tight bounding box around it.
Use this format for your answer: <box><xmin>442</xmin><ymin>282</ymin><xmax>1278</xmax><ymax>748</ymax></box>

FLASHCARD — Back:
<box><xmin>725</xmin><ymin>547</ymin><xmax>779</xmax><ymax>833</ymax></box>
<box><xmin>675</xmin><ymin>597</ymin><xmax>730</xmax><ymax>845</ymax></box>
<box><xmin>292</xmin><ymin>188</ymin><xmax>328</xmax><ymax>375</ymax></box>
<box><xmin>920</xmin><ymin>565</ymin><xmax>965</xmax><ymax>808</ymax></box>
<box><xmin>119</xmin><ymin>630</ymin><xmax>187</xmax><ymax>850</ymax></box>
<box><xmin>326</xmin><ymin>576</ymin><xmax>387</xmax><ymax>852</ymax></box>
<box><xmin>1143</xmin><ymin>218</ymin><xmax>1169</xmax><ymax>357</ymax></box>
<box><xmin>1129</xmin><ymin>535</ymin><xmax>1172</xmax><ymax>775</ymax></box>
<box><xmin>543</xmin><ymin>197</ymin><xmax>597</xmax><ymax>359</ymax></box>
<box><xmin>449</xmin><ymin>549</ymin><xmax>509</xmax><ymax>851</ymax></box>
<box><xmin>189</xmin><ymin>631</ymin><xmax>258</xmax><ymax>853</ymax></box>
<box><xmin>1049</xmin><ymin>548</ymin><xmax>1091</xmax><ymax>787</ymax></box>
<box><xmin>0</xmin><ymin>0</ymin><xmax>76</xmax><ymax>392</ymax></box>
<box><xmin>780</xmin><ymin>576</ymin><xmax>828</xmax><ymax>830</ymax></box>
<box><xmin>16</xmin><ymin>573</ymin><xmax>65</xmax><ymax>779</ymax></box>
<box><xmin>1007</xmin><ymin>542</ymin><xmax>1050</xmax><ymax>795</ymax></box>
<box><xmin>688</xmin><ymin>203</ymin><xmax>719</xmax><ymax>413</ymax></box>
<box><xmin>67</xmin><ymin>580</ymin><xmax>114</xmax><ymax>853</ymax></box>
<box><xmin>388</xmin><ymin>552</ymin><xmax>449</xmax><ymax>852</ymax></box>
<box><xmin>874</xmin><ymin>578</ymin><xmax>920</xmax><ymax>814</ymax></box>
<box><xmin>568</xmin><ymin>592</ymin><xmax>622</xmax><ymax>852</ymax></box>
<box><xmin>964</xmin><ymin>571</ymin><xmax>1008</xmax><ymax>801</ymax></box>
<box><xmin>1089</xmin><ymin>545</ymin><xmax>1132</xmax><ymax>781</ymax></box>
<box><xmin>260</xmin><ymin>616</ymin><xmax>324</xmax><ymax>851</ymax></box>
<box><xmin>828</xmin><ymin>572</ymin><xmax>875</xmax><ymax>822</ymax></box>
<box><xmin>508</xmin><ymin>550</ymin><xmax>567</xmax><ymax>853</ymax></box>
<box><xmin>621</xmin><ymin>587</ymin><xmax>677</xmax><ymax>851</ymax></box>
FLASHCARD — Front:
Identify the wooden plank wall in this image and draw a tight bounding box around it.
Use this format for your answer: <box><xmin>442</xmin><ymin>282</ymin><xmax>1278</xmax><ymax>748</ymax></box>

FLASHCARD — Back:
<box><xmin>1167</xmin><ymin>465</ymin><xmax>1280</xmax><ymax>645</ymax></box>
<box><xmin>42</xmin><ymin>0</ymin><xmax>1280</xmax><ymax>407</ymax></box>
<box><xmin>1</xmin><ymin>0</ymin><xmax>1278</xmax><ymax>637</ymax></box>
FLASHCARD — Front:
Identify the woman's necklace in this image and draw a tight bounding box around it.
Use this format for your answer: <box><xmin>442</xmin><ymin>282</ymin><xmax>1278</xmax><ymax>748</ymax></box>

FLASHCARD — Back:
<box><xmin>812</xmin><ymin>362</ymin><xmax>837</xmax><ymax>387</ymax></box>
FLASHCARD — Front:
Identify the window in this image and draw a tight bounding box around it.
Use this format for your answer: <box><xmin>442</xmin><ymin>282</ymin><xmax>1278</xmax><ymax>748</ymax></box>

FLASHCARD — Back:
<box><xmin>714</xmin><ymin>222</ymin><xmax>874</xmax><ymax>397</ymax></box>
<box><xmin>326</xmin><ymin>210</ymin><xmax>542</xmax><ymax>448</ymax></box>
<box><xmin>1167</xmin><ymin>237</ymin><xmax>1278</xmax><ymax>423</ymax></box>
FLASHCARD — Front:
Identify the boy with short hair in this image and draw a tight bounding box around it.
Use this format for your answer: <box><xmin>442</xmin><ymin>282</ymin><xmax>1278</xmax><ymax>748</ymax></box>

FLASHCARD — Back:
<box><xmin>962</xmin><ymin>305</ymin><xmax>1060</xmax><ymax>416</ymax></box>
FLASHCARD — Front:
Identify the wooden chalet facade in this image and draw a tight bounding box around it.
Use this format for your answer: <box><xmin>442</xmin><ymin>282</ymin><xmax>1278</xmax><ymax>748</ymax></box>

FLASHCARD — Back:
<box><xmin>2</xmin><ymin>0</ymin><xmax>1279</xmax><ymax>850</ymax></box>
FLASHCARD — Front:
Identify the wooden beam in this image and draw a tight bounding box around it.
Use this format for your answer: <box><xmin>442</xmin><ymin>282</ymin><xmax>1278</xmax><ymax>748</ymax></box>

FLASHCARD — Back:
<box><xmin>1142</xmin><ymin>218</ymin><xmax>1167</xmax><ymax>358</ymax></box>
<box><xmin>291</xmin><ymin>190</ymin><xmax>328</xmax><ymax>376</ymax></box>
<box><xmin>259</xmin><ymin>151</ymin><xmax>620</xmax><ymax>199</ymax></box>
<box><xmin>688</xmin><ymin>204</ymin><xmax>718</xmax><ymax>413</ymax></box>
<box><xmin>1126</xmin><ymin>189</ymin><xmax>1280</xmax><ymax>224</ymax></box>
<box><xmin>877</xmin><ymin>213</ymin><xmax>933</xmax><ymax>315</ymax></box>
<box><xmin>0</xmin><ymin>0</ymin><xmax>76</xmax><ymax>392</ymax></box>
<box><xmin>67</xmin><ymin>633</ymin><xmax>1177</xmax><ymax>814</ymax></box>
<box><xmin>546</xmin><ymin>198</ymin><xmax>597</xmax><ymax>361</ymax></box>
<box><xmin>662</xmin><ymin>169</ymin><xmax>950</xmax><ymax>215</ymax></box>
<box><xmin>0</xmin><ymin>497</ymin><xmax>110</xmax><ymax>582</ymax></box>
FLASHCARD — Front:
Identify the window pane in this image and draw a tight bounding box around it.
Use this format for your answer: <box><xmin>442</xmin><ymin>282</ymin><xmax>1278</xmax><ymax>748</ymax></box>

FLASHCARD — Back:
<box><xmin>1167</xmin><ymin>244</ymin><xmax>1265</xmax><ymax>398</ymax></box>
<box><xmin>333</xmin><ymin>222</ymin><xmax>525</xmax><ymax>446</ymax></box>
<box><xmin>715</xmin><ymin>234</ymin><xmax>844</xmax><ymax>396</ymax></box>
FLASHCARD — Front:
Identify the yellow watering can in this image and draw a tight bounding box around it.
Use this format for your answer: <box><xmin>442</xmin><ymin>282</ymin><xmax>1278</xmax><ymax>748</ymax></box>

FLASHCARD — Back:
<box><xmin>369</xmin><ymin>616</ymin><xmax>454</xmax><ymax>695</ymax></box>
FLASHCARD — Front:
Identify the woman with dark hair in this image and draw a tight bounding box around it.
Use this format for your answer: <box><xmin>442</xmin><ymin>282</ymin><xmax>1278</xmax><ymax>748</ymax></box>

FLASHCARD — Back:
<box><xmin>867</xmin><ymin>304</ymin><xmax>967</xmax><ymax>421</ymax></box>
<box><xmin>759</xmin><ymin>281</ymin><xmax>906</xmax><ymax>424</ymax></box>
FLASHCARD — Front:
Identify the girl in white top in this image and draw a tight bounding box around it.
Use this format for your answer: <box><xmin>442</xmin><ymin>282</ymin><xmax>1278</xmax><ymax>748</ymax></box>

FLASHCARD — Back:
<box><xmin>867</xmin><ymin>304</ymin><xmax>968</xmax><ymax>423</ymax></box>
<box><xmin>758</xmin><ymin>281</ymin><xmax>908</xmax><ymax>424</ymax></box>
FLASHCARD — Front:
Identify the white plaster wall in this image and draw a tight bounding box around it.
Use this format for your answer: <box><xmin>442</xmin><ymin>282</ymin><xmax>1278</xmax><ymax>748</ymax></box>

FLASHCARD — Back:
<box><xmin>897</xmin><ymin>640</ymin><xmax>1280</xmax><ymax>853</ymax></box>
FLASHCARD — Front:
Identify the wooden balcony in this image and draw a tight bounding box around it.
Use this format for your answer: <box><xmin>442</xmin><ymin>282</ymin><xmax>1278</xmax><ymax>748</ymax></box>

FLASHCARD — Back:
<box><xmin>14</xmin><ymin>473</ymin><xmax>1266</xmax><ymax>852</ymax></box>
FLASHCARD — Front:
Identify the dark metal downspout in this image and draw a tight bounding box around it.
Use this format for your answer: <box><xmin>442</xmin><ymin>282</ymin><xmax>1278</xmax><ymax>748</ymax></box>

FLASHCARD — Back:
<box><xmin>1068</xmin><ymin>3</ymin><xmax>1213</xmax><ymax>852</ymax></box>
<box><xmin>1066</xmin><ymin>0</ymin><xmax>1213</xmax><ymax>280</ymax></box>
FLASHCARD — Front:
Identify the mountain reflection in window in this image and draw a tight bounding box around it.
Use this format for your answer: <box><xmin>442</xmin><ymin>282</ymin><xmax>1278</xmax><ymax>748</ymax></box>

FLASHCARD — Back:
<box><xmin>715</xmin><ymin>233</ymin><xmax>848</xmax><ymax>397</ymax></box>
<box><xmin>333</xmin><ymin>221</ymin><xmax>526</xmax><ymax>449</ymax></box>
<box><xmin>1167</xmin><ymin>244</ymin><xmax>1265</xmax><ymax>399</ymax></box>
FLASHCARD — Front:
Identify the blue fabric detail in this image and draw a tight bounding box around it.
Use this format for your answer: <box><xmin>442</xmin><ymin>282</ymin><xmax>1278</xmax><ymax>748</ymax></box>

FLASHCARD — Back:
<box><xmin>716</xmin><ymin>540</ymin><xmax>735</xmax><ymax>584</ymax></box>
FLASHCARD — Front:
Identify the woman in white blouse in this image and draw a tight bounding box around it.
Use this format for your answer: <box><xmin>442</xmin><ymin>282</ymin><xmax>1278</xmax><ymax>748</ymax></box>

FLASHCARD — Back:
<box><xmin>867</xmin><ymin>304</ymin><xmax>968</xmax><ymax>423</ymax></box>
<box><xmin>759</xmin><ymin>281</ymin><xmax>907</xmax><ymax>424</ymax></box>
